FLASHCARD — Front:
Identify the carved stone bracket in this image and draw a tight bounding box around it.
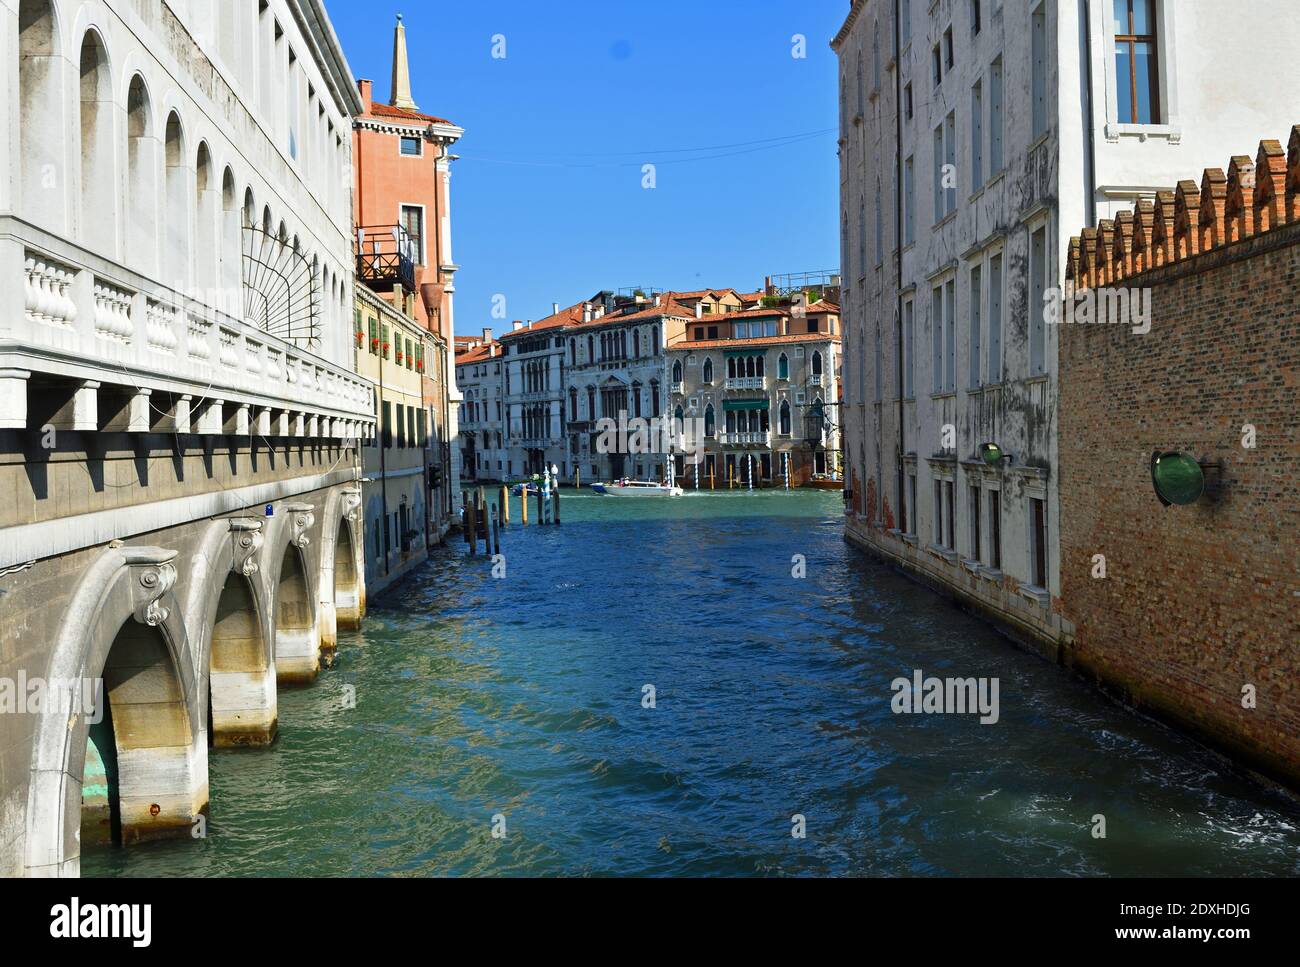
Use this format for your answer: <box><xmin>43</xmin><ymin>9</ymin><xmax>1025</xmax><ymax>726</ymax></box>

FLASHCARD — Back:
<box><xmin>122</xmin><ymin>547</ymin><xmax>179</xmax><ymax>628</ymax></box>
<box><xmin>342</xmin><ymin>487</ymin><xmax>362</xmax><ymax>524</ymax></box>
<box><xmin>285</xmin><ymin>503</ymin><xmax>316</xmax><ymax>549</ymax></box>
<box><xmin>229</xmin><ymin>518</ymin><xmax>265</xmax><ymax>577</ymax></box>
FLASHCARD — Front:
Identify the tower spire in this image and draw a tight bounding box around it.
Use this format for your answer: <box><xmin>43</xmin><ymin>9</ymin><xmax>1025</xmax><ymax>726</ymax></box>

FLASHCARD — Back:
<box><xmin>390</xmin><ymin>14</ymin><xmax>418</xmax><ymax>111</ymax></box>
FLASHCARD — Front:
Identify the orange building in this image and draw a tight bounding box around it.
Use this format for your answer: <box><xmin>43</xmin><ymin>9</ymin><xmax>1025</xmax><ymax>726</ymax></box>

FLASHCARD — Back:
<box><xmin>353</xmin><ymin>14</ymin><xmax>465</xmax><ymax>513</ymax></box>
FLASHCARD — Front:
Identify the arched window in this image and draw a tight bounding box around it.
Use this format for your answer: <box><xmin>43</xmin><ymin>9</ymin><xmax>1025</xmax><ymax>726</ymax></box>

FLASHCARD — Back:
<box><xmin>725</xmin><ymin>409</ymin><xmax>736</xmax><ymax>433</ymax></box>
<box><xmin>756</xmin><ymin>355</ymin><xmax>765</xmax><ymax>377</ymax></box>
<box><xmin>633</xmin><ymin>329</ymin><xmax>640</xmax><ymax>357</ymax></box>
<box><xmin>195</xmin><ymin>143</ymin><xmax>217</xmax><ymax>288</ymax></box>
<box><xmin>779</xmin><ymin>400</ymin><xmax>792</xmax><ymax>435</ymax></box>
<box><xmin>704</xmin><ymin>404</ymin><xmax>716</xmax><ymax>437</ymax></box>
<box><xmin>221</xmin><ymin>169</ymin><xmax>240</xmax><ymax>292</ymax></box>
<box><xmin>586</xmin><ymin>385</ymin><xmax>596</xmax><ymax>419</ymax></box>
<box><xmin>569</xmin><ymin>387</ymin><xmax>578</xmax><ymax>421</ymax></box>
<box><xmin>19</xmin><ymin>0</ymin><xmax>63</xmax><ymax>231</ymax></box>
<box><xmin>650</xmin><ymin>379</ymin><xmax>660</xmax><ymax>416</ymax></box>
<box><xmin>587</xmin><ymin>335</ymin><xmax>594</xmax><ymax>362</ymax></box>
<box><xmin>812</xmin><ymin>350</ymin><xmax>823</xmax><ymax>376</ymax></box>
<box><xmin>631</xmin><ymin>380</ymin><xmax>642</xmax><ymax>418</ymax></box>
<box><xmin>126</xmin><ymin>75</ymin><xmax>157</xmax><ymax>274</ymax></box>
<box><xmin>164</xmin><ymin>112</ymin><xmax>189</xmax><ymax>286</ymax></box>
<box><xmin>570</xmin><ymin>338</ymin><xmax>577</xmax><ymax>366</ymax></box>
<box><xmin>745</xmin><ymin>356</ymin><xmax>756</xmax><ymax>378</ymax></box>
<box><xmin>727</xmin><ymin>357</ymin><xmax>736</xmax><ymax>379</ymax></box>
<box><xmin>78</xmin><ymin>30</ymin><xmax>114</xmax><ymax>251</ymax></box>
<box><xmin>778</xmin><ymin>353</ymin><xmax>790</xmax><ymax>380</ymax></box>
<box><xmin>674</xmin><ymin>405</ymin><xmax>684</xmax><ymax>423</ymax></box>
<box><xmin>671</xmin><ymin>359</ymin><xmax>682</xmax><ymax>385</ymax></box>
<box><xmin>702</xmin><ymin>358</ymin><xmax>713</xmax><ymax>383</ymax></box>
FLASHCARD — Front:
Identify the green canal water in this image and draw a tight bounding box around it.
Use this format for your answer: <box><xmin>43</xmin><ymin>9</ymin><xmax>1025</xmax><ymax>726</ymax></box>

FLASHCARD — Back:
<box><xmin>83</xmin><ymin>489</ymin><xmax>1300</xmax><ymax>876</ymax></box>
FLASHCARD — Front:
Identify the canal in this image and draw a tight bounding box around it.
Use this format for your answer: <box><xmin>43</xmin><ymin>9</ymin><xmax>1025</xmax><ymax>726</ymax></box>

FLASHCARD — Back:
<box><xmin>84</xmin><ymin>490</ymin><xmax>1300</xmax><ymax>876</ymax></box>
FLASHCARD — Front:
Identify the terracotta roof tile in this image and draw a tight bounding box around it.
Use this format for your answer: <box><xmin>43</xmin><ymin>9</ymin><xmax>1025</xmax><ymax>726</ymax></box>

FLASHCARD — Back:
<box><xmin>366</xmin><ymin>102</ymin><xmax>454</xmax><ymax>126</ymax></box>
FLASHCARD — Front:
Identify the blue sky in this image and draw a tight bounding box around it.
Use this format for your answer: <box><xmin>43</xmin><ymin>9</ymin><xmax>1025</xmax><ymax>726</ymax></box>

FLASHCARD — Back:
<box><xmin>330</xmin><ymin>0</ymin><xmax>845</xmax><ymax>336</ymax></box>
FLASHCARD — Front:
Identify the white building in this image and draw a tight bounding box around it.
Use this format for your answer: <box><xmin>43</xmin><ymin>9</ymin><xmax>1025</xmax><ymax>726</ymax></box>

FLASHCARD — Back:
<box><xmin>834</xmin><ymin>0</ymin><xmax>1300</xmax><ymax>650</ymax></box>
<box><xmin>455</xmin><ymin>328</ymin><xmax>507</xmax><ymax>482</ymax></box>
<box><xmin>1</xmin><ymin>0</ymin><xmax>374</xmax><ymax>875</ymax></box>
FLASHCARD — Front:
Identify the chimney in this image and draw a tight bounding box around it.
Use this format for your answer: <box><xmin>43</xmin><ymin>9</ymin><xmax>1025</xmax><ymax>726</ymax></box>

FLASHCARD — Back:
<box><xmin>552</xmin><ymin>302</ymin><xmax>560</xmax><ymax>316</ymax></box>
<box><xmin>358</xmin><ymin>79</ymin><xmax>374</xmax><ymax>114</ymax></box>
<box><xmin>512</xmin><ymin>319</ymin><xmax>526</xmax><ymax>331</ymax></box>
<box><xmin>390</xmin><ymin>15</ymin><xmax>418</xmax><ymax>111</ymax></box>
<box><xmin>695</xmin><ymin>303</ymin><xmax>703</xmax><ymax>319</ymax></box>
<box><xmin>482</xmin><ymin>327</ymin><xmax>493</xmax><ymax>344</ymax></box>
<box><xmin>582</xmin><ymin>303</ymin><xmax>592</xmax><ymax>323</ymax></box>
<box><xmin>595</xmin><ymin>306</ymin><xmax>605</xmax><ymax>320</ymax></box>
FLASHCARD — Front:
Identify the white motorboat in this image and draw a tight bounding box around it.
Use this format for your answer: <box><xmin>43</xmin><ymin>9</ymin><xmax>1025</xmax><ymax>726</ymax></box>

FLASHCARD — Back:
<box><xmin>591</xmin><ymin>479</ymin><xmax>684</xmax><ymax>497</ymax></box>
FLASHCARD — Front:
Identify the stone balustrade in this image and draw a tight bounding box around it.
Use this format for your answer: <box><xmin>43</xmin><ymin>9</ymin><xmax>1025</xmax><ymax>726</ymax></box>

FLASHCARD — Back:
<box><xmin>1</xmin><ymin>216</ymin><xmax>374</xmax><ymax>439</ymax></box>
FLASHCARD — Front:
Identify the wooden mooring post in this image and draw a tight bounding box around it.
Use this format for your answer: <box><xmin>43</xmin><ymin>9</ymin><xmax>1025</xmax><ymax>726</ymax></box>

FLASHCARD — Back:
<box><xmin>465</xmin><ymin>494</ymin><xmax>476</xmax><ymax>555</ymax></box>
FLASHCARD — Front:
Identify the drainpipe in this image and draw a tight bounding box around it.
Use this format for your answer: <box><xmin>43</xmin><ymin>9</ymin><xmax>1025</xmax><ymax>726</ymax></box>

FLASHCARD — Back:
<box><xmin>1083</xmin><ymin>0</ymin><xmax>1098</xmax><ymax>228</ymax></box>
<box><xmin>894</xmin><ymin>0</ymin><xmax>906</xmax><ymax>528</ymax></box>
<box><xmin>377</xmin><ymin>313</ymin><xmax>389</xmax><ymax>580</ymax></box>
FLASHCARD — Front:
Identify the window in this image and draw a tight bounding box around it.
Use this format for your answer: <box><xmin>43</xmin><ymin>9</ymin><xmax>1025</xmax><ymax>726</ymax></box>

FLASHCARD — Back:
<box><xmin>969</xmin><ymin>485</ymin><xmax>982</xmax><ymax>561</ymax></box>
<box><xmin>989</xmin><ymin>57</ymin><xmax>1004</xmax><ymax>173</ymax></box>
<box><xmin>933</xmin><ymin>124</ymin><xmax>945</xmax><ymax>222</ymax></box>
<box><xmin>1114</xmin><ymin>0</ymin><xmax>1159</xmax><ymax>124</ymax></box>
<box><xmin>904</xmin><ymin>83</ymin><xmax>914</xmax><ymax>121</ymax></box>
<box><xmin>945</xmin><ymin>481</ymin><xmax>956</xmax><ymax>551</ymax></box>
<box><xmin>904</xmin><ymin>156</ymin><xmax>915</xmax><ymax>245</ymax></box>
<box><xmin>968</xmin><ymin>265</ymin><xmax>982</xmax><ymax>388</ymax></box>
<box><xmin>932</xmin><ymin>285</ymin><xmax>944</xmax><ymax>394</ymax></box>
<box><xmin>971</xmin><ymin>80</ymin><xmax>983</xmax><ymax>189</ymax></box>
<box><xmin>858</xmin><ymin>196</ymin><xmax>867</xmax><ymax>276</ymax></box>
<box><xmin>1029</xmin><ymin>496</ymin><xmax>1047</xmax><ymax>588</ymax></box>
<box><xmin>932</xmin><ymin>44</ymin><xmax>943</xmax><ymax>87</ymax></box>
<box><xmin>944</xmin><ymin>28</ymin><xmax>955</xmax><ymax>70</ymax></box>
<box><xmin>903</xmin><ymin>298</ymin><xmax>915</xmax><ymax>398</ymax></box>
<box><xmin>902</xmin><ymin>0</ymin><xmax>911</xmax><ymax>45</ymax></box>
<box><xmin>872</xmin><ymin>22</ymin><xmax>881</xmax><ymax>92</ymax></box>
<box><xmin>988</xmin><ymin>253</ymin><xmax>1003</xmax><ymax>383</ymax></box>
<box><xmin>988</xmin><ymin>489</ymin><xmax>1002</xmax><ymax>569</ymax></box>
<box><xmin>400</xmin><ymin>205</ymin><xmax>424</xmax><ymax>264</ymax></box>
<box><xmin>874</xmin><ymin>184</ymin><xmax>883</xmax><ymax>263</ymax></box>
<box><xmin>1031</xmin><ymin>3</ymin><xmax>1047</xmax><ymax>137</ymax></box>
<box><xmin>400</xmin><ymin>135</ymin><xmax>422</xmax><ymax>156</ymax></box>
<box><xmin>873</xmin><ymin>324</ymin><xmax>883</xmax><ymax>402</ymax></box>
<box><xmin>944</xmin><ymin>112</ymin><xmax>956</xmax><ymax>214</ymax></box>
<box><xmin>906</xmin><ymin>472</ymin><xmax>917</xmax><ymax>536</ymax></box>
<box><xmin>779</xmin><ymin>400</ymin><xmax>792</xmax><ymax>436</ymax></box>
<box><xmin>1029</xmin><ymin>227</ymin><xmax>1047</xmax><ymax>375</ymax></box>
<box><xmin>703</xmin><ymin>357</ymin><xmax>714</xmax><ymax>383</ymax></box>
<box><xmin>934</xmin><ymin>480</ymin><xmax>944</xmax><ymax>545</ymax></box>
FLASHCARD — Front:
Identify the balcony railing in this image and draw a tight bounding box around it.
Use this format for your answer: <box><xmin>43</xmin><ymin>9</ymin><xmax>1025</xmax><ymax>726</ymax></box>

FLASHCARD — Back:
<box><xmin>725</xmin><ymin>376</ymin><xmax>767</xmax><ymax>391</ymax></box>
<box><xmin>355</xmin><ymin>224</ymin><xmax>417</xmax><ymax>293</ymax></box>
<box><xmin>2</xmin><ymin>215</ymin><xmax>374</xmax><ymax>437</ymax></box>
<box><xmin>718</xmin><ymin>431</ymin><xmax>772</xmax><ymax>447</ymax></box>
<box><xmin>671</xmin><ymin>381</ymin><xmax>683</xmax><ymax>395</ymax></box>
<box><xmin>809</xmin><ymin>373</ymin><xmax>823</xmax><ymax>387</ymax></box>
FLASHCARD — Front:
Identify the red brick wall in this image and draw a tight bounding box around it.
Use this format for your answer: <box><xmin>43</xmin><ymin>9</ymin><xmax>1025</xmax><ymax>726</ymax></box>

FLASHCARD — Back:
<box><xmin>1059</xmin><ymin>132</ymin><xmax>1300</xmax><ymax>787</ymax></box>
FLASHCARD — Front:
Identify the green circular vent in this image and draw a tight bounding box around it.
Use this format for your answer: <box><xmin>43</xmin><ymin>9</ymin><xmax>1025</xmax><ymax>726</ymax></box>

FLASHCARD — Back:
<box><xmin>1150</xmin><ymin>452</ymin><xmax>1205</xmax><ymax>506</ymax></box>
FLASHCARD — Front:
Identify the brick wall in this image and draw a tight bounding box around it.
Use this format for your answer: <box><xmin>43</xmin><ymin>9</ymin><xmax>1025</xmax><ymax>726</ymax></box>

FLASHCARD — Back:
<box><xmin>1059</xmin><ymin>126</ymin><xmax>1300</xmax><ymax>787</ymax></box>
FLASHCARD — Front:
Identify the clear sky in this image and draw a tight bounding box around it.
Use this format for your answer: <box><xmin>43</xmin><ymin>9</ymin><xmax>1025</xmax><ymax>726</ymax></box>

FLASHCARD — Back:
<box><xmin>329</xmin><ymin>0</ymin><xmax>846</xmax><ymax>337</ymax></box>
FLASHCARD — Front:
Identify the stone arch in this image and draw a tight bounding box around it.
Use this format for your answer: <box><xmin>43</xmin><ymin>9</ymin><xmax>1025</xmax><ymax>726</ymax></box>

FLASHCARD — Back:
<box><xmin>221</xmin><ymin>167</ymin><xmax>240</xmax><ymax>294</ymax></box>
<box><xmin>77</xmin><ymin>27</ymin><xmax>114</xmax><ymax>251</ymax></box>
<box><xmin>266</xmin><ymin>503</ymin><xmax>321</xmax><ymax>684</ymax></box>
<box><xmin>18</xmin><ymin>0</ymin><xmax>65</xmax><ymax>231</ymax></box>
<box><xmin>194</xmin><ymin>141</ymin><xmax>218</xmax><ymax>290</ymax></box>
<box><xmin>25</xmin><ymin>547</ymin><xmax>205</xmax><ymax>875</ymax></box>
<box><xmin>163</xmin><ymin>111</ymin><xmax>189</xmax><ymax>286</ymax></box>
<box><xmin>316</xmin><ymin>487</ymin><xmax>365</xmax><ymax>666</ymax></box>
<box><xmin>184</xmin><ymin>518</ymin><xmax>277</xmax><ymax>748</ymax></box>
<box><xmin>124</xmin><ymin>72</ymin><xmax>157</xmax><ymax>274</ymax></box>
